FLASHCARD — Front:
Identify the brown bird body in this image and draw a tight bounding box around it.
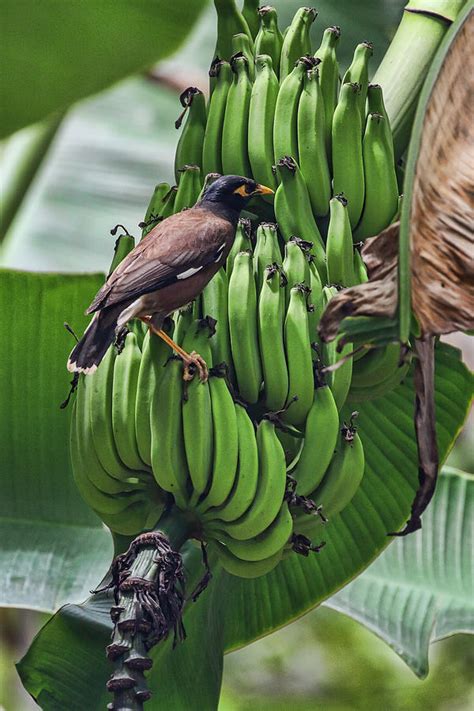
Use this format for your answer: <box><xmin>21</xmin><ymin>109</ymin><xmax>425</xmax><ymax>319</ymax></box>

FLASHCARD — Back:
<box><xmin>67</xmin><ymin>176</ymin><xmax>273</xmax><ymax>377</ymax></box>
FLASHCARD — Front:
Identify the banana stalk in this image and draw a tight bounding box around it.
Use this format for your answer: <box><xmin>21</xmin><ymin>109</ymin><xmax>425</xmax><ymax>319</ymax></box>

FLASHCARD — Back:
<box><xmin>373</xmin><ymin>0</ymin><xmax>467</xmax><ymax>159</ymax></box>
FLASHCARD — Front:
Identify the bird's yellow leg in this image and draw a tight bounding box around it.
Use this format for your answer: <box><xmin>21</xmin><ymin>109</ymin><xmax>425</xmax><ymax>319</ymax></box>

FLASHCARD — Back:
<box><xmin>139</xmin><ymin>317</ymin><xmax>208</xmax><ymax>382</ymax></box>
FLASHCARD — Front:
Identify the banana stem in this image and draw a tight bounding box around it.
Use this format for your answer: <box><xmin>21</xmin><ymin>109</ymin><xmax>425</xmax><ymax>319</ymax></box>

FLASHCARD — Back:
<box><xmin>373</xmin><ymin>0</ymin><xmax>466</xmax><ymax>159</ymax></box>
<box><xmin>0</xmin><ymin>112</ymin><xmax>63</xmax><ymax>243</ymax></box>
<box><xmin>104</xmin><ymin>514</ymin><xmax>195</xmax><ymax>710</ymax></box>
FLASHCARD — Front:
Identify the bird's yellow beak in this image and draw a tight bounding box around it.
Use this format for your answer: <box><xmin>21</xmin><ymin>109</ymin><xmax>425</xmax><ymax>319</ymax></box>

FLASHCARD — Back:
<box><xmin>254</xmin><ymin>184</ymin><xmax>274</xmax><ymax>196</ymax></box>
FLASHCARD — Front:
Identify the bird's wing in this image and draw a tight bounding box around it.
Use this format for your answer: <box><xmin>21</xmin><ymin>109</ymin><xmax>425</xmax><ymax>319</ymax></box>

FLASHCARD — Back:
<box><xmin>87</xmin><ymin>208</ymin><xmax>233</xmax><ymax>314</ymax></box>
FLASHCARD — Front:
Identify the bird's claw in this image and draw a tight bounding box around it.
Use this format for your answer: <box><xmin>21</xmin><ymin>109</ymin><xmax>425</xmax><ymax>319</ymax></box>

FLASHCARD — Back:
<box><xmin>182</xmin><ymin>351</ymin><xmax>208</xmax><ymax>382</ymax></box>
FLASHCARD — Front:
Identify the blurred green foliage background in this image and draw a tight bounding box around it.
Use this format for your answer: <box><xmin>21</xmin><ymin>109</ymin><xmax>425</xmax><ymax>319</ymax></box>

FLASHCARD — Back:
<box><xmin>0</xmin><ymin>1</ymin><xmax>472</xmax><ymax>709</ymax></box>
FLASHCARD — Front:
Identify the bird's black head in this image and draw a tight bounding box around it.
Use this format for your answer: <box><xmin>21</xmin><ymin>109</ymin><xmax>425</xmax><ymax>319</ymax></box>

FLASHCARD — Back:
<box><xmin>198</xmin><ymin>175</ymin><xmax>273</xmax><ymax>219</ymax></box>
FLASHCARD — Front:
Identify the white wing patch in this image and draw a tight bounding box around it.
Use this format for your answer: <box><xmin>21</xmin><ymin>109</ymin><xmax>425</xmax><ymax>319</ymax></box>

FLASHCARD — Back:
<box><xmin>214</xmin><ymin>243</ymin><xmax>226</xmax><ymax>263</ymax></box>
<box><xmin>176</xmin><ymin>266</ymin><xmax>203</xmax><ymax>280</ymax></box>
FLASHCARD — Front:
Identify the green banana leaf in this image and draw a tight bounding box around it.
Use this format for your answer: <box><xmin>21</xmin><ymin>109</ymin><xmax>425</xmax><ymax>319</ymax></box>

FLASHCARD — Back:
<box><xmin>325</xmin><ymin>466</ymin><xmax>474</xmax><ymax>678</ymax></box>
<box><xmin>16</xmin><ymin>301</ymin><xmax>472</xmax><ymax>710</ymax></box>
<box><xmin>0</xmin><ymin>0</ymin><xmax>209</xmax><ymax>138</ymax></box>
<box><xmin>0</xmin><ymin>269</ymin><xmax>113</xmax><ymax>610</ymax></box>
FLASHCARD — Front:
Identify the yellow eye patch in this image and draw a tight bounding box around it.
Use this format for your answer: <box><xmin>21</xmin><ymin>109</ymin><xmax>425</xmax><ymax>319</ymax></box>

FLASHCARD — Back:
<box><xmin>233</xmin><ymin>184</ymin><xmax>251</xmax><ymax>197</ymax></box>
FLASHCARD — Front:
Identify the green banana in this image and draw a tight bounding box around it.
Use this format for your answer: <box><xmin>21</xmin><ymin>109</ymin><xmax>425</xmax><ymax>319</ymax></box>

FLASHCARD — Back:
<box><xmin>242</xmin><ymin>0</ymin><xmax>260</xmax><ymax>39</ymax></box>
<box><xmin>248</xmin><ymin>54</ymin><xmax>279</xmax><ymax>191</ymax></box>
<box><xmin>80</xmin><ymin>371</ymin><xmax>143</xmax><ymax>495</ymax></box>
<box><xmin>326</xmin><ymin>194</ymin><xmax>356</xmax><ymax>287</ymax></box>
<box><xmin>181</xmin><ymin>320</ymin><xmax>214</xmax><ymax>504</ymax></box>
<box><xmin>222</xmin><ymin>419</ymin><xmax>287</xmax><ymax>540</ymax></box>
<box><xmin>254</xmin><ymin>6</ymin><xmax>284</xmax><ymax>76</ymax></box>
<box><xmin>196</xmin><ymin>370</ymin><xmax>239</xmax><ymax>511</ymax></box>
<box><xmin>342</xmin><ymin>41</ymin><xmax>373</xmax><ymax>123</ymax></box>
<box><xmin>228</xmin><ymin>250</ymin><xmax>262</xmax><ymax>404</ymax></box>
<box><xmin>351</xmin><ymin>342</ymin><xmax>402</xmax><ymax>389</ymax></box>
<box><xmin>134</xmin><ymin>329</ymin><xmax>170</xmax><ymax>467</ymax></box>
<box><xmin>258</xmin><ymin>264</ymin><xmax>289</xmax><ymax>412</ymax></box>
<box><xmin>202</xmin><ymin>60</ymin><xmax>232</xmax><ymax>176</ymax></box>
<box><xmin>159</xmin><ymin>185</ymin><xmax>178</xmax><ymax>220</ymax></box>
<box><xmin>203</xmin><ymin>403</ymin><xmax>259</xmax><ymax>523</ymax></box>
<box><xmin>283</xmin><ymin>283</ymin><xmax>314</xmax><ymax>427</ymax></box>
<box><xmin>87</xmin><ymin>346</ymin><xmax>144</xmax><ymax>487</ymax></box>
<box><xmin>282</xmin><ymin>236</ymin><xmax>311</xmax><ymax>307</ymax></box>
<box><xmin>297</xmin><ymin>63</ymin><xmax>331</xmax><ymax>217</ymax></box>
<box><xmin>150</xmin><ymin>356</ymin><xmax>189</xmax><ymax>509</ymax></box>
<box><xmin>332</xmin><ymin>82</ymin><xmax>364</xmax><ymax>227</ymax></box>
<box><xmin>226</xmin><ymin>217</ymin><xmax>252</xmax><ymax>277</ymax></box>
<box><xmin>314</xmin><ymin>25</ymin><xmax>340</xmax><ymax>157</ymax></box>
<box><xmin>348</xmin><ymin>359</ymin><xmax>410</xmax><ymax>403</ymax></box>
<box><xmin>232</xmin><ymin>32</ymin><xmax>255</xmax><ymax>81</ymax></box>
<box><xmin>321</xmin><ymin>286</ymin><xmax>353</xmax><ymax>411</ymax></box>
<box><xmin>112</xmin><ymin>331</ymin><xmax>148</xmax><ymax>471</ymax></box>
<box><xmin>108</xmin><ymin>230</ymin><xmax>135</xmax><ymax>276</ymax></box>
<box><xmin>100</xmin><ymin>498</ymin><xmax>163</xmax><ymax>537</ymax></box>
<box><xmin>293</xmin><ymin>384</ymin><xmax>340</xmax><ymax>496</ymax></box>
<box><xmin>196</xmin><ymin>171</ymin><xmax>221</xmax><ymax>203</ymax></box>
<box><xmin>221</xmin><ymin>54</ymin><xmax>252</xmax><ymax>178</ymax></box>
<box><xmin>141</xmin><ymin>182</ymin><xmax>170</xmax><ymax>238</ymax></box>
<box><xmin>174</xmin><ymin>302</ymin><xmax>195</xmax><ymax>347</ymax></box>
<box><xmin>71</xmin><ymin>393</ymin><xmax>145</xmax><ymax>516</ymax></box>
<box><xmin>273</xmin><ymin>58</ymin><xmax>308</xmax><ymax>164</ymax></box>
<box><xmin>353</xmin><ymin>247</ymin><xmax>368</xmax><ymax>283</ymax></box>
<box><xmin>213</xmin><ymin>0</ymin><xmax>253</xmax><ymax>61</ymax></box>
<box><xmin>218</xmin><ymin>503</ymin><xmax>293</xmax><ymax>561</ymax></box>
<box><xmin>274</xmin><ymin>156</ymin><xmax>326</xmax><ymax>280</ymax></box>
<box><xmin>354</xmin><ymin>113</ymin><xmax>399</xmax><ymax>240</ymax></box>
<box><xmin>307</xmin><ymin>257</ymin><xmax>324</xmax><ymax>341</ymax></box>
<box><xmin>253</xmin><ymin>221</ymin><xmax>282</xmax><ymax>291</ymax></box>
<box><xmin>201</xmin><ymin>267</ymin><xmax>233</xmax><ymax>374</ymax></box>
<box><xmin>210</xmin><ymin>541</ymin><xmax>283</xmax><ymax>578</ymax></box>
<box><xmin>174</xmin><ymin>164</ymin><xmax>202</xmax><ymax>212</ymax></box>
<box><xmin>279</xmin><ymin>7</ymin><xmax>317</xmax><ymax>81</ymax></box>
<box><xmin>312</xmin><ymin>428</ymin><xmax>365</xmax><ymax>518</ymax></box>
<box><xmin>174</xmin><ymin>87</ymin><xmax>207</xmax><ymax>181</ymax></box>
<box><xmin>367</xmin><ymin>83</ymin><xmax>395</xmax><ymax>162</ymax></box>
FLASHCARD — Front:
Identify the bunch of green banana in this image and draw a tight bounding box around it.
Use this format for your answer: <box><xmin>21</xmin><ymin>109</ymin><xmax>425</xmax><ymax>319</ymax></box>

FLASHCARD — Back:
<box><xmin>174</xmin><ymin>87</ymin><xmax>207</xmax><ymax>181</ymax></box>
<box><xmin>279</xmin><ymin>7</ymin><xmax>317</xmax><ymax>81</ymax></box>
<box><xmin>254</xmin><ymin>6</ymin><xmax>284</xmax><ymax>76</ymax></box>
<box><xmin>248</xmin><ymin>54</ymin><xmax>279</xmax><ymax>191</ymax></box>
<box><xmin>222</xmin><ymin>53</ymin><xmax>252</xmax><ymax>178</ymax></box>
<box><xmin>69</xmin><ymin>5</ymin><xmax>409</xmax><ymax>583</ymax></box>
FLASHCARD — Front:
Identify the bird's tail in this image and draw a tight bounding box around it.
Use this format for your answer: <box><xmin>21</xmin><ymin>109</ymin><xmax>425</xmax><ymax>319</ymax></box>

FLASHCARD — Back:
<box><xmin>67</xmin><ymin>307</ymin><xmax>119</xmax><ymax>374</ymax></box>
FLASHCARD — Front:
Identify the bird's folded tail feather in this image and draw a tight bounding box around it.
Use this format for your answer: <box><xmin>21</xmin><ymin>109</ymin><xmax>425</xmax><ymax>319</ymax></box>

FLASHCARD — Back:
<box><xmin>67</xmin><ymin>307</ymin><xmax>120</xmax><ymax>374</ymax></box>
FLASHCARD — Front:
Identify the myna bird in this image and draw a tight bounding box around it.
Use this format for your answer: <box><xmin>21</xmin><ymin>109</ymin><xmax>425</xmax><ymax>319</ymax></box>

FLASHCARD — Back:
<box><xmin>67</xmin><ymin>175</ymin><xmax>273</xmax><ymax>380</ymax></box>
